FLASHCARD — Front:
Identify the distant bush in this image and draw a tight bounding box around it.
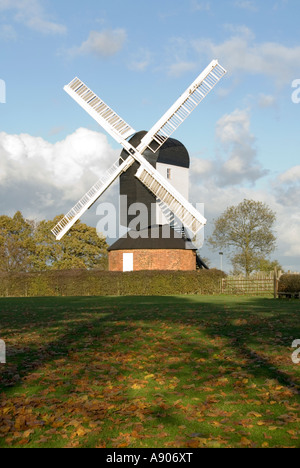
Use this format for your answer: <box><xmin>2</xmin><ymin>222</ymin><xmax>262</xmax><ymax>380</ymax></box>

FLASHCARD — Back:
<box><xmin>0</xmin><ymin>269</ymin><xmax>225</xmax><ymax>297</ymax></box>
<box><xmin>278</xmin><ymin>274</ymin><xmax>300</xmax><ymax>293</ymax></box>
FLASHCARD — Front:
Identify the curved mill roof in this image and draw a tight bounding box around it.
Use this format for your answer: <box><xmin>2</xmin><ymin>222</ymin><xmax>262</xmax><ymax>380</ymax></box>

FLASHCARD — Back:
<box><xmin>120</xmin><ymin>131</ymin><xmax>190</xmax><ymax>169</ymax></box>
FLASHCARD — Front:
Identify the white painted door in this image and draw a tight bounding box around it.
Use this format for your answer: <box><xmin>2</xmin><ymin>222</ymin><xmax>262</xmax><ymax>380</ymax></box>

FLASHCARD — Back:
<box><xmin>123</xmin><ymin>253</ymin><xmax>133</xmax><ymax>272</ymax></box>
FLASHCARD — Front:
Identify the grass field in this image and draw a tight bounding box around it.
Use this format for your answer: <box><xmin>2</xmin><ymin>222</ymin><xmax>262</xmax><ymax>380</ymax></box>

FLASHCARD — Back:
<box><xmin>0</xmin><ymin>295</ymin><xmax>299</xmax><ymax>448</ymax></box>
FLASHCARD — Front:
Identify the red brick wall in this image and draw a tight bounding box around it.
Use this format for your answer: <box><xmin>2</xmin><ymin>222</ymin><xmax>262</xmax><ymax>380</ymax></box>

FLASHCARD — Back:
<box><xmin>109</xmin><ymin>249</ymin><xmax>196</xmax><ymax>272</ymax></box>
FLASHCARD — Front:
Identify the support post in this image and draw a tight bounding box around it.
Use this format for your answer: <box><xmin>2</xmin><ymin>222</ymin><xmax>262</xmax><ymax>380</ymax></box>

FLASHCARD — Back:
<box><xmin>274</xmin><ymin>267</ymin><xmax>278</xmax><ymax>299</ymax></box>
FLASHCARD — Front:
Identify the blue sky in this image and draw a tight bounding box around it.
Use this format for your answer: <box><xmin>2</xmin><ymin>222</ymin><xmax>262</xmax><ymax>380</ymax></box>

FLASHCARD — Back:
<box><xmin>0</xmin><ymin>0</ymin><xmax>300</xmax><ymax>271</ymax></box>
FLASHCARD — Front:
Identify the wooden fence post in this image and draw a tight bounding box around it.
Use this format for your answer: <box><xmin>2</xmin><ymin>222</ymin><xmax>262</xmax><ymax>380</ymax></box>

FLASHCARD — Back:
<box><xmin>274</xmin><ymin>268</ymin><xmax>278</xmax><ymax>299</ymax></box>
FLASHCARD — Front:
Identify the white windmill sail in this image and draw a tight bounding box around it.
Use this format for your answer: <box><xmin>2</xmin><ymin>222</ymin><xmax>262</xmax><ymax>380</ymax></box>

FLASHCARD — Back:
<box><xmin>51</xmin><ymin>155</ymin><xmax>134</xmax><ymax>240</ymax></box>
<box><xmin>52</xmin><ymin>81</ymin><xmax>138</xmax><ymax>240</ymax></box>
<box><xmin>64</xmin><ymin>78</ymin><xmax>136</xmax><ymax>143</ymax></box>
<box><xmin>52</xmin><ymin>60</ymin><xmax>227</xmax><ymax>239</ymax></box>
<box><xmin>135</xmin><ymin>164</ymin><xmax>206</xmax><ymax>235</ymax></box>
<box><xmin>137</xmin><ymin>60</ymin><xmax>227</xmax><ymax>154</ymax></box>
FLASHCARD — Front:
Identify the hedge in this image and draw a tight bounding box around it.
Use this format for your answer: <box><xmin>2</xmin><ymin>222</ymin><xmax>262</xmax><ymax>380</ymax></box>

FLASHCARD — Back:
<box><xmin>0</xmin><ymin>269</ymin><xmax>225</xmax><ymax>298</ymax></box>
<box><xmin>278</xmin><ymin>274</ymin><xmax>300</xmax><ymax>294</ymax></box>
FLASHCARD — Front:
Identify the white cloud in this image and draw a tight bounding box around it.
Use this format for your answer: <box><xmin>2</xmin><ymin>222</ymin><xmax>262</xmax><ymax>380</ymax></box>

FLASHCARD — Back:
<box><xmin>274</xmin><ymin>165</ymin><xmax>300</xmax><ymax>207</ymax></box>
<box><xmin>215</xmin><ymin>109</ymin><xmax>267</xmax><ymax>186</ymax></box>
<box><xmin>129</xmin><ymin>48</ymin><xmax>153</xmax><ymax>72</ymax></box>
<box><xmin>223</xmin><ymin>24</ymin><xmax>255</xmax><ymax>40</ymax></box>
<box><xmin>167</xmin><ymin>61</ymin><xmax>197</xmax><ymax>78</ymax></box>
<box><xmin>163</xmin><ymin>37</ymin><xmax>199</xmax><ymax>77</ymax></box>
<box><xmin>234</xmin><ymin>0</ymin><xmax>258</xmax><ymax>12</ymax></box>
<box><xmin>0</xmin><ymin>0</ymin><xmax>66</xmax><ymax>35</ymax></box>
<box><xmin>278</xmin><ymin>213</ymin><xmax>300</xmax><ymax>257</ymax></box>
<box><xmin>278</xmin><ymin>165</ymin><xmax>300</xmax><ymax>184</ymax></box>
<box><xmin>191</xmin><ymin>1</ymin><xmax>211</xmax><ymax>11</ymax></box>
<box><xmin>258</xmin><ymin>94</ymin><xmax>276</xmax><ymax>108</ymax></box>
<box><xmin>191</xmin><ymin>109</ymin><xmax>267</xmax><ymax>187</ymax></box>
<box><xmin>69</xmin><ymin>29</ymin><xmax>127</xmax><ymax>58</ymax></box>
<box><xmin>161</xmin><ymin>26</ymin><xmax>300</xmax><ymax>84</ymax></box>
<box><xmin>191</xmin><ymin>158</ymin><xmax>214</xmax><ymax>177</ymax></box>
<box><xmin>0</xmin><ymin>128</ymin><xmax>119</xmax><ymax>219</ymax></box>
<box><xmin>192</xmin><ymin>32</ymin><xmax>300</xmax><ymax>86</ymax></box>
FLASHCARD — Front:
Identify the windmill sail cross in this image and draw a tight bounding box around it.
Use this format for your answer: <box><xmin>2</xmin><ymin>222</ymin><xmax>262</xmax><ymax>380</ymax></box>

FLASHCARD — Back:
<box><xmin>52</xmin><ymin>60</ymin><xmax>226</xmax><ymax>240</ymax></box>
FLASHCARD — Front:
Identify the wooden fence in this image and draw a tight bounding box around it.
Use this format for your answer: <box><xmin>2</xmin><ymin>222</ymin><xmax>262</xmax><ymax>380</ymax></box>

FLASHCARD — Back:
<box><xmin>221</xmin><ymin>271</ymin><xmax>282</xmax><ymax>297</ymax></box>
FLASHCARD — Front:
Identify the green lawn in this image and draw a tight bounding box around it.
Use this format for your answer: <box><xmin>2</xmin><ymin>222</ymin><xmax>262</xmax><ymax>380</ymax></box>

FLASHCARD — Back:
<box><xmin>0</xmin><ymin>295</ymin><xmax>299</xmax><ymax>448</ymax></box>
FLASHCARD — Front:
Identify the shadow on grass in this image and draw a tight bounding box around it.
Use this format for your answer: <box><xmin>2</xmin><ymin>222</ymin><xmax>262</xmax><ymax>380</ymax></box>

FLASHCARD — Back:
<box><xmin>0</xmin><ymin>295</ymin><xmax>299</xmax><ymax>447</ymax></box>
<box><xmin>1</xmin><ymin>295</ymin><xmax>299</xmax><ymax>391</ymax></box>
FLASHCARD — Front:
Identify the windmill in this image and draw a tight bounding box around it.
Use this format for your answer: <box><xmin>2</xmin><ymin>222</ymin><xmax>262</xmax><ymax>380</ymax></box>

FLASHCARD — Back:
<box><xmin>51</xmin><ymin>60</ymin><xmax>227</xmax><ymax>269</ymax></box>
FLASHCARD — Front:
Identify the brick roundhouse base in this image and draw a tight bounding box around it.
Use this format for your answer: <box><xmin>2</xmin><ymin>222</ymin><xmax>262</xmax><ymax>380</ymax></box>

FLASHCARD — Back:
<box><xmin>109</xmin><ymin>249</ymin><xmax>196</xmax><ymax>272</ymax></box>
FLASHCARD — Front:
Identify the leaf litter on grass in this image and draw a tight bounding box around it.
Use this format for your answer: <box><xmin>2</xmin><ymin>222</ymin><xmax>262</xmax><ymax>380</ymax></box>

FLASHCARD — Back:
<box><xmin>0</xmin><ymin>296</ymin><xmax>299</xmax><ymax>448</ymax></box>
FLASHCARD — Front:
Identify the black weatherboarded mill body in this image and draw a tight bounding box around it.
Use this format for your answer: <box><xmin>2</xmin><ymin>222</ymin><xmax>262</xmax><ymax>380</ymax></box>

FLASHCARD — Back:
<box><xmin>119</xmin><ymin>130</ymin><xmax>190</xmax><ymax>228</ymax></box>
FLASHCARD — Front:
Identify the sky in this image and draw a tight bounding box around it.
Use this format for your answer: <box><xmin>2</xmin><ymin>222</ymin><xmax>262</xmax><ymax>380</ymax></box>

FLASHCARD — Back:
<box><xmin>0</xmin><ymin>0</ymin><xmax>300</xmax><ymax>272</ymax></box>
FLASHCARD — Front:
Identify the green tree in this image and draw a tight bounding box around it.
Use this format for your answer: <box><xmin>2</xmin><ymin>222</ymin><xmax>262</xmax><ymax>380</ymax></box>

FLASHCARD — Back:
<box><xmin>230</xmin><ymin>256</ymin><xmax>282</xmax><ymax>276</ymax></box>
<box><xmin>0</xmin><ymin>211</ymin><xmax>35</xmax><ymax>272</ymax></box>
<box><xmin>32</xmin><ymin>215</ymin><xmax>108</xmax><ymax>271</ymax></box>
<box><xmin>254</xmin><ymin>258</ymin><xmax>283</xmax><ymax>274</ymax></box>
<box><xmin>208</xmin><ymin>199</ymin><xmax>277</xmax><ymax>276</ymax></box>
